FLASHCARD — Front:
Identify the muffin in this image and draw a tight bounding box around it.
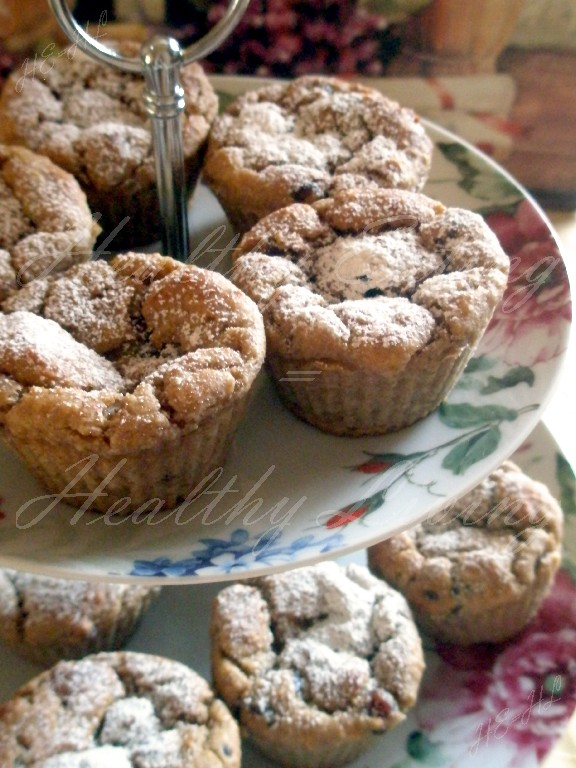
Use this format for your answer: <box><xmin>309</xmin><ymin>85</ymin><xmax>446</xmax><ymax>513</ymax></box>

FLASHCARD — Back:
<box><xmin>0</xmin><ymin>143</ymin><xmax>100</xmax><ymax>300</ymax></box>
<box><xmin>210</xmin><ymin>561</ymin><xmax>424</xmax><ymax>768</ymax></box>
<box><xmin>0</xmin><ymin>41</ymin><xmax>218</xmax><ymax>247</ymax></box>
<box><xmin>368</xmin><ymin>461</ymin><xmax>564</xmax><ymax>645</ymax></box>
<box><xmin>231</xmin><ymin>186</ymin><xmax>509</xmax><ymax>436</ymax></box>
<box><xmin>0</xmin><ymin>650</ymin><xmax>241</xmax><ymax>767</ymax></box>
<box><xmin>0</xmin><ymin>568</ymin><xmax>161</xmax><ymax>666</ymax></box>
<box><xmin>202</xmin><ymin>75</ymin><xmax>434</xmax><ymax>231</ymax></box>
<box><xmin>0</xmin><ymin>252</ymin><xmax>266</xmax><ymax>514</ymax></box>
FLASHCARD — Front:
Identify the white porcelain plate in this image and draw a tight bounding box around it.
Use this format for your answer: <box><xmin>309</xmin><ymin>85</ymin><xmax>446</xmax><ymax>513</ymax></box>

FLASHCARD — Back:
<box><xmin>0</xmin><ymin>78</ymin><xmax>571</xmax><ymax>583</ymax></box>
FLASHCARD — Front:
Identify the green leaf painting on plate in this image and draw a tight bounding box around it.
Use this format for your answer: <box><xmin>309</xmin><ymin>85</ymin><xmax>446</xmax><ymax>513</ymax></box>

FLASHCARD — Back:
<box><xmin>387</xmin><ymin>730</ymin><xmax>449</xmax><ymax>768</ymax></box>
<box><xmin>479</xmin><ymin>366</ymin><xmax>535</xmax><ymax>395</ymax></box>
<box><xmin>329</xmin><ymin>356</ymin><xmax>539</xmax><ymax>529</ymax></box>
<box><xmin>436</xmin><ymin>142</ymin><xmax>521</xmax><ymax>206</ymax></box>
<box><xmin>441</xmin><ymin>426</ymin><xmax>501</xmax><ymax>475</ymax></box>
<box><xmin>438</xmin><ymin>402</ymin><xmax>518</xmax><ymax>429</ymax></box>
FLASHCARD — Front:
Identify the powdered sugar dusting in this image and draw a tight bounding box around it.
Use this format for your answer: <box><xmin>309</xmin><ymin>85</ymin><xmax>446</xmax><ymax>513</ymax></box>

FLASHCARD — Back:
<box><xmin>0</xmin><ymin>44</ymin><xmax>218</xmax><ymax>189</ymax></box>
<box><xmin>40</xmin><ymin>745</ymin><xmax>132</xmax><ymax>768</ymax></box>
<box><xmin>0</xmin><ymin>311</ymin><xmax>123</xmax><ymax>390</ymax></box>
<box><xmin>280</xmin><ymin>638</ymin><xmax>372</xmax><ymax>713</ymax></box>
<box><xmin>313</xmin><ymin>231</ymin><xmax>442</xmax><ymax>301</ymax></box>
<box><xmin>208</xmin><ymin>76</ymin><xmax>433</xmax><ymax>193</ymax></box>
<box><xmin>232</xmin><ymin>188</ymin><xmax>509</xmax><ymax>372</ymax></box>
<box><xmin>0</xmin><ymin>652</ymin><xmax>240</xmax><ymax>767</ymax></box>
<box><xmin>212</xmin><ymin>562</ymin><xmax>424</xmax><ymax>727</ymax></box>
<box><xmin>0</xmin><ymin>174</ymin><xmax>35</xmax><ymax>248</ymax></box>
<box><xmin>0</xmin><ymin>568</ymin><xmax>160</xmax><ymax>666</ymax></box>
<box><xmin>78</xmin><ymin>123</ymin><xmax>153</xmax><ymax>188</ymax></box>
<box><xmin>367</xmin><ymin>460</ymin><xmax>564</xmax><ymax>646</ymax></box>
<box><xmin>0</xmin><ymin>249</ymin><xmax>16</xmax><ymax>300</ymax></box>
<box><xmin>0</xmin><ymin>254</ymin><xmax>265</xmax><ymax>454</ymax></box>
<box><xmin>43</xmin><ymin>261</ymin><xmax>135</xmax><ymax>354</ymax></box>
<box><xmin>99</xmin><ymin>697</ymin><xmax>161</xmax><ymax>745</ymax></box>
<box><xmin>415</xmin><ymin>460</ymin><xmax>563</xmax><ymax>565</ymax></box>
<box><xmin>0</xmin><ymin>144</ymin><xmax>98</xmax><ymax>289</ymax></box>
<box><xmin>261</xmin><ymin>561</ymin><xmax>378</xmax><ymax>655</ymax></box>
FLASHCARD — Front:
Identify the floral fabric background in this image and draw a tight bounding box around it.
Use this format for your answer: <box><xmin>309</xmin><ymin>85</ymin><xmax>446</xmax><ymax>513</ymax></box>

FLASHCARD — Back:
<box><xmin>73</xmin><ymin>0</ymin><xmax>410</xmax><ymax>77</ymax></box>
<box><xmin>398</xmin><ymin>565</ymin><xmax>576</xmax><ymax>768</ymax></box>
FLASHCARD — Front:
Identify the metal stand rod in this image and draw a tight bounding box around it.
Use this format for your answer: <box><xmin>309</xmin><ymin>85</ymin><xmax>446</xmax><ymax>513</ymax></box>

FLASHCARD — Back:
<box><xmin>142</xmin><ymin>37</ymin><xmax>189</xmax><ymax>261</ymax></box>
<box><xmin>47</xmin><ymin>0</ymin><xmax>250</xmax><ymax>260</ymax></box>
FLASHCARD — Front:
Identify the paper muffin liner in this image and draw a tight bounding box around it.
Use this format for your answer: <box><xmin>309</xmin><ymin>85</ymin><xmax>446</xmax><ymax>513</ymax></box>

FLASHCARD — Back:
<box><xmin>416</xmin><ymin>575</ymin><xmax>559</xmax><ymax>646</ymax></box>
<box><xmin>6</xmin><ymin>396</ymin><xmax>248</xmax><ymax>517</ymax></box>
<box><xmin>267</xmin><ymin>342</ymin><xmax>472</xmax><ymax>437</ymax></box>
<box><xmin>3</xmin><ymin>586</ymin><xmax>161</xmax><ymax>668</ymax></box>
<box><xmin>242</xmin><ymin>715</ymin><xmax>380</xmax><ymax>768</ymax></box>
<box><xmin>87</xmin><ymin>154</ymin><xmax>205</xmax><ymax>249</ymax></box>
<box><xmin>96</xmin><ymin>586</ymin><xmax>161</xmax><ymax>653</ymax></box>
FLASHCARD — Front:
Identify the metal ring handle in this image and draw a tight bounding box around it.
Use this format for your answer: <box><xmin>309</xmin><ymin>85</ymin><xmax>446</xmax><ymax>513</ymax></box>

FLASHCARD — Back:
<box><xmin>48</xmin><ymin>0</ymin><xmax>251</xmax><ymax>71</ymax></box>
<box><xmin>47</xmin><ymin>0</ymin><xmax>250</xmax><ymax>261</ymax></box>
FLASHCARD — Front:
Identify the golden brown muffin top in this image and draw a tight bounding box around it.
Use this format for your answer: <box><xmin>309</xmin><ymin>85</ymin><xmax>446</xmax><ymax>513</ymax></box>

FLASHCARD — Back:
<box><xmin>0</xmin><ymin>144</ymin><xmax>100</xmax><ymax>296</ymax></box>
<box><xmin>0</xmin><ymin>651</ymin><xmax>241</xmax><ymax>767</ymax></box>
<box><xmin>232</xmin><ymin>187</ymin><xmax>509</xmax><ymax>373</ymax></box>
<box><xmin>0</xmin><ymin>253</ymin><xmax>266</xmax><ymax>447</ymax></box>
<box><xmin>368</xmin><ymin>461</ymin><xmax>564</xmax><ymax>619</ymax></box>
<box><xmin>211</xmin><ymin>562</ymin><xmax>424</xmax><ymax>732</ymax></box>
<box><xmin>206</xmin><ymin>75</ymin><xmax>433</xmax><ymax>199</ymax></box>
<box><xmin>0</xmin><ymin>42</ymin><xmax>218</xmax><ymax>191</ymax></box>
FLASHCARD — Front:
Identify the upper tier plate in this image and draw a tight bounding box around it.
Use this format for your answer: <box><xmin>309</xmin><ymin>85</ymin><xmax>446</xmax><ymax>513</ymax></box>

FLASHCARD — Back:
<box><xmin>0</xmin><ymin>77</ymin><xmax>571</xmax><ymax>584</ymax></box>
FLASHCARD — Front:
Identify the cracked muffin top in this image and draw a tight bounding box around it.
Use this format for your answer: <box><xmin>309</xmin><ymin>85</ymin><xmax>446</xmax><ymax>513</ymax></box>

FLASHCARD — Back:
<box><xmin>0</xmin><ymin>42</ymin><xmax>218</xmax><ymax>194</ymax></box>
<box><xmin>203</xmin><ymin>75</ymin><xmax>434</xmax><ymax>230</ymax></box>
<box><xmin>231</xmin><ymin>187</ymin><xmax>509</xmax><ymax>374</ymax></box>
<box><xmin>0</xmin><ymin>651</ymin><xmax>241</xmax><ymax>767</ymax></box>
<box><xmin>370</xmin><ymin>460</ymin><xmax>564</xmax><ymax>608</ymax></box>
<box><xmin>210</xmin><ymin>561</ymin><xmax>424</xmax><ymax>733</ymax></box>
<box><xmin>0</xmin><ymin>144</ymin><xmax>100</xmax><ymax>299</ymax></box>
<box><xmin>0</xmin><ymin>252</ymin><xmax>266</xmax><ymax>449</ymax></box>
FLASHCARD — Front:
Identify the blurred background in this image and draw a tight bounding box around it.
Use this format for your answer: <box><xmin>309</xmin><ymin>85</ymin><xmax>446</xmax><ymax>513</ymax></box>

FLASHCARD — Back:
<box><xmin>1</xmin><ymin>0</ymin><xmax>575</xmax><ymax>211</ymax></box>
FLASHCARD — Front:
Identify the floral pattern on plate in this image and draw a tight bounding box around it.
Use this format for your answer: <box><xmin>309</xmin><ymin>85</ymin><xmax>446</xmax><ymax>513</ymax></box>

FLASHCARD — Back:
<box><xmin>131</xmin><ymin>528</ymin><xmax>346</xmax><ymax>578</ymax></box>
<box><xmin>322</xmin><ymin>359</ymin><xmax>540</xmax><ymax>531</ymax></box>
<box><xmin>348</xmin><ymin>430</ymin><xmax>576</xmax><ymax>768</ymax></box>
<box><xmin>392</xmin><ymin>567</ymin><xmax>576</xmax><ymax>768</ymax></box>
<box><xmin>484</xmin><ymin>199</ymin><xmax>572</xmax><ymax>367</ymax></box>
